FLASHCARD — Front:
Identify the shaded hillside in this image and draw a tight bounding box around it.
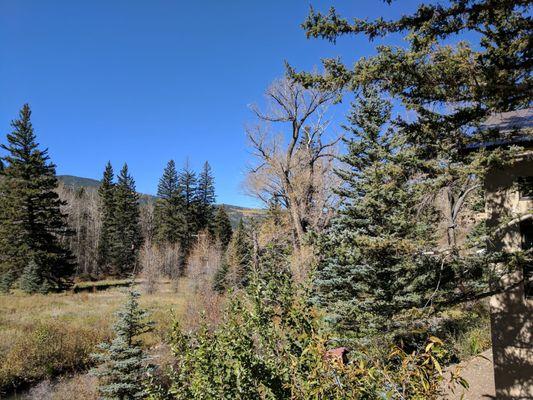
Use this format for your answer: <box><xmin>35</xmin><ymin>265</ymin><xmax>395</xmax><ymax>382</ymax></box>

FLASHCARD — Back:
<box><xmin>58</xmin><ymin>175</ymin><xmax>101</xmax><ymax>189</ymax></box>
<box><xmin>57</xmin><ymin>175</ymin><xmax>264</xmax><ymax>227</ymax></box>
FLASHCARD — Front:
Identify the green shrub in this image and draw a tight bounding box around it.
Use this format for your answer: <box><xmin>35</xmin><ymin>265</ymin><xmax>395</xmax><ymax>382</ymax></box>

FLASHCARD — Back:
<box><xmin>147</xmin><ymin>270</ymin><xmax>465</xmax><ymax>399</ymax></box>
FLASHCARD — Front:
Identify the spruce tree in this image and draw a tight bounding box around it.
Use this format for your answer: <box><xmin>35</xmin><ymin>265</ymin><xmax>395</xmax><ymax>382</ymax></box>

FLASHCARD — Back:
<box><xmin>154</xmin><ymin>160</ymin><xmax>187</xmax><ymax>246</ymax></box>
<box><xmin>0</xmin><ymin>104</ymin><xmax>74</xmax><ymax>292</ymax></box>
<box><xmin>196</xmin><ymin>161</ymin><xmax>216</xmax><ymax>233</ymax></box>
<box><xmin>297</xmin><ymin>0</ymin><xmax>528</xmax><ymax>317</ymax></box>
<box><xmin>214</xmin><ymin>206</ymin><xmax>233</xmax><ymax>248</ymax></box>
<box><xmin>19</xmin><ymin>259</ymin><xmax>43</xmax><ymax>294</ymax></box>
<box><xmin>212</xmin><ymin>254</ymin><xmax>229</xmax><ymax>293</ymax></box>
<box><xmin>296</xmin><ymin>1</ymin><xmax>530</xmax><ymax>130</ymax></box>
<box><xmin>92</xmin><ymin>286</ymin><xmax>153</xmax><ymax>399</ymax></box>
<box><xmin>313</xmin><ymin>87</ymin><xmax>436</xmax><ymax>335</ymax></box>
<box><xmin>111</xmin><ymin>164</ymin><xmax>142</xmax><ymax>276</ymax></box>
<box><xmin>178</xmin><ymin>161</ymin><xmax>199</xmax><ymax>254</ymax></box>
<box><xmin>97</xmin><ymin>162</ymin><xmax>116</xmax><ymax>275</ymax></box>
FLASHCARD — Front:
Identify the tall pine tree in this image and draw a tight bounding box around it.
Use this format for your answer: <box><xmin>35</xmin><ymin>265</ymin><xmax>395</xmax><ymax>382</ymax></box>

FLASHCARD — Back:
<box><xmin>313</xmin><ymin>87</ymin><xmax>436</xmax><ymax>336</ymax></box>
<box><xmin>97</xmin><ymin>161</ymin><xmax>116</xmax><ymax>275</ymax></box>
<box><xmin>111</xmin><ymin>164</ymin><xmax>142</xmax><ymax>276</ymax></box>
<box><xmin>178</xmin><ymin>160</ymin><xmax>198</xmax><ymax>255</ymax></box>
<box><xmin>154</xmin><ymin>160</ymin><xmax>187</xmax><ymax>246</ymax></box>
<box><xmin>0</xmin><ymin>104</ymin><xmax>74</xmax><ymax>292</ymax></box>
<box><xmin>296</xmin><ymin>0</ymin><xmax>529</xmax><ymax>321</ymax></box>
<box><xmin>214</xmin><ymin>206</ymin><xmax>233</xmax><ymax>248</ymax></box>
<box><xmin>196</xmin><ymin>161</ymin><xmax>216</xmax><ymax>233</ymax></box>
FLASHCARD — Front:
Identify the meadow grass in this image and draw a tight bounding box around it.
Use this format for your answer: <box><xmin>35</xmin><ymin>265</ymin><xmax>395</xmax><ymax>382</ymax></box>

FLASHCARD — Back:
<box><xmin>0</xmin><ymin>280</ymin><xmax>187</xmax><ymax>395</ymax></box>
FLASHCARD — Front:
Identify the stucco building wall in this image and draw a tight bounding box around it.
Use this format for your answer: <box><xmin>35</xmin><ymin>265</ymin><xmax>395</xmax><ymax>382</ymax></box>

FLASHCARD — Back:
<box><xmin>484</xmin><ymin>152</ymin><xmax>533</xmax><ymax>398</ymax></box>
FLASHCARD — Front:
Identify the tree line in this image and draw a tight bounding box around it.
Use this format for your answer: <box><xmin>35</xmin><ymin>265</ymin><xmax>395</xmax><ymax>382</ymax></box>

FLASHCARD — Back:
<box><xmin>0</xmin><ymin>105</ymin><xmax>234</xmax><ymax>292</ymax></box>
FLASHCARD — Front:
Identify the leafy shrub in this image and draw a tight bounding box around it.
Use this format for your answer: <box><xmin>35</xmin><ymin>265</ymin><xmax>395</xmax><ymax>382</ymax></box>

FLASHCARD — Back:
<box><xmin>147</xmin><ymin>268</ymin><xmax>464</xmax><ymax>399</ymax></box>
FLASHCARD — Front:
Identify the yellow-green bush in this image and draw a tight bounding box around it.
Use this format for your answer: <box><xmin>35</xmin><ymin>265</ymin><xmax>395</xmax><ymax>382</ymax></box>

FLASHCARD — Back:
<box><xmin>0</xmin><ymin>320</ymin><xmax>110</xmax><ymax>392</ymax></box>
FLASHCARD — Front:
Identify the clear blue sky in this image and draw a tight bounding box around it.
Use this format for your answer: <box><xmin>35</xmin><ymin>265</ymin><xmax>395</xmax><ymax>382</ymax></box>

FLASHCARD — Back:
<box><xmin>0</xmin><ymin>0</ymin><xmax>423</xmax><ymax>208</ymax></box>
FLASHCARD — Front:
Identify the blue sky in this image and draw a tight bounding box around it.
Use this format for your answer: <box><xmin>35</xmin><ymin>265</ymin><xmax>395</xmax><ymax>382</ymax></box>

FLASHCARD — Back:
<box><xmin>0</xmin><ymin>0</ymin><xmax>423</xmax><ymax>208</ymax></box>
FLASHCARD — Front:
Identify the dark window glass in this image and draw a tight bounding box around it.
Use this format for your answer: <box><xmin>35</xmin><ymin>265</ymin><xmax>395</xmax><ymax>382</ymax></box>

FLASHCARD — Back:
<box><xmin>517</xmin><ymin>176</ymin><xmax>533</xmax><ymax>199</ymax></box>
<box><xmin>520</xmin><ymin>219</ymin><xmax>533</xmax><ymax>299</ymax></box>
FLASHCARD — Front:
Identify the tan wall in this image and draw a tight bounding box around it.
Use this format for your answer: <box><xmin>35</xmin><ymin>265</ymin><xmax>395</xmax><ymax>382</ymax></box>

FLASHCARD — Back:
<box><xmin>485</xmin><ymin>153</ymin><xmax>533</xmax><ymax>398</ymax></box>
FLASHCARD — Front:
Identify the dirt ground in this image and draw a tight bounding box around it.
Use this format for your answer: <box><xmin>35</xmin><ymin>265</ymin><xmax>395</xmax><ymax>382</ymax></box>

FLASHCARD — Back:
<box><xmin>445</xmin><ymin>349</ymin><xmax>495</xmax><ymax>399</ymax></box>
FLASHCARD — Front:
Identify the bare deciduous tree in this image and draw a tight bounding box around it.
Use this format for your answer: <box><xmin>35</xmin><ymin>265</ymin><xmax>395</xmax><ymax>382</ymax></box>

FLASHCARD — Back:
<box><xmin>140</xmin><ymin>240</ymin><xmax>161</xmax><ymax>294</ymax></box>
<box><xmin>246</xmin><ymin>78</ymin><xmax>341</xmax><ymax>247</ymax></box>
<box><xmin>184</xmin><ymin>232</ymin><xmax>224</xmax><ymax>328</ymax></box>
<box><xmin>57</xmin><ymin>183</ymin><xmax>101</xmax><ymax>277</ymax></box>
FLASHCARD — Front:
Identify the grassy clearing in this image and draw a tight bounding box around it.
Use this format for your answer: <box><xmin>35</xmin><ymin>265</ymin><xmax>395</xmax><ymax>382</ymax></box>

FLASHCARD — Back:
<box><xmin>0</xmin><ymin>280</ymin><xmax>187</xmax><ymax>395</ymax></box>
<box><xmin>72</xmin><ymin>279</ymin><xmax>132</xmax><ymax>292</ymax></box>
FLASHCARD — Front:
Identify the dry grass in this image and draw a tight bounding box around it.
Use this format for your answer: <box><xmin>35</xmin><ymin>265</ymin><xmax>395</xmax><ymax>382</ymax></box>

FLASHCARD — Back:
<box><xmin>0</xmin><ymin>280</ymin><xmax>189</xmax><ymax>395</ymax></box>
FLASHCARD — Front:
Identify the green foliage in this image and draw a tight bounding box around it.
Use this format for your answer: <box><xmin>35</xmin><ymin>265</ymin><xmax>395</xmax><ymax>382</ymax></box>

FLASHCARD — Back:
<box><xmin>110</xmin><ymin>164</ymin><xmax>142</xmax><ymax>275</ymax></box>
<box><xmin>154</xmin><ymin>160</ymin><xmax>187</xmax><ymax>248</ymax></box>
<box><xmin>178</xmin><ymin>161</ymin><xmax>199</xmax><ymax>256</ymax></box>
<box><xmin>296</xmin><ymin>0</ymin><xmax>532</xmax><ymax>340</ymax></box>
<box><xmin>97</xmin><ymin>161</ymin><xmax>116</xmax><ymax>274</ymax></box>
<box><xmin>313</xmin><ymin>87</ymin><xmax>438</xmax><ymax>336</ymax></box>
<box><xmin>19</xmin><ymin>259</ymin><xmax>45</xmax><ymax>294</ymax></box>
<box><xmin>149</xmin><ymin>260</ymin><xmax>460</xmax><ymax>399</ymax></box>
<box><xmin>213</xmin><ymin>206</ymin><xmax>233</xmax><ymax>248</ymax></box>
<box><xmin>297</xmin><ymin>1</ymin><xmax>530</xmax><ymax>120</ymax></box>
<box><xmin>212</xmin><ymin>219</ymin><xmax>250</xmax><ymax>293</ymax></box>
<box><xmin>92</xmin><ymin>286</ymin><xmax>153</xmax><ymax>399</ymax></box>
<box><xmin>196</xmin><ymin>161</ymin><xmax>216</xmax><ymax>233</ymax></box>
<box><xmin>0</xmin><ymin>104</ymin><xmax>74</xmax><ymax>292</ymax></box>
<box><xmin>212</xmin><ymin>255</ymin><xmax>229</xmax><ymax>293</ymax></box>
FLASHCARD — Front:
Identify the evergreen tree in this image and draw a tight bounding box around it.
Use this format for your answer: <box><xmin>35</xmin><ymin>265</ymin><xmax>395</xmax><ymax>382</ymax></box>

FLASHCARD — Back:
<box><xmin>296</xmin><ymin>1</ymin><xmax>530</xmax><ymax>132</ymax></box>
<box><xmin>225</xmin><ymin>219</ymin><xmax>252</xmax><ymax>288</ymax></box>
<box><xmin>178</xmin><ymin>161</ymin><xmax>198</xmax><ymax>254</ymax></box>
<box><xmin>0</xmin><ymin>104</ymin><xmax>74</xmax><ymax>292</ymax></box>
<box><xmin>196</xmin><ymin>161</ymin><xmax>216</xmax><ymax>233</ymax></box>
<box><xmin>19</xmin><ymin>258</ymin><xmax>43</xmax><ymax>294</ymax></box>
<box><xmin>154</xmin><ymin>160</ymin><xmax>187</xmax><ymax>246</ymax></box>
<box><xmin>297</xmin><ymin>0</ymin><xmax>529</xmax><ymax>323</ymax></box>
<box><xmin>92</xmin><ymin>286</ymin><xmax>153</xmax><ymax>399</ymax></box>
<box><xmin>212</xmin><ymin>254</ymin><xmax>229</xmax><ymax>293</ymax></box>
<box><xmin>111</xmin><ymin>164</ymin><xmax>142</xmax><ymax>276</ymax></box>
<box><xmin>97</xmin><ymin>162</ymin><xmax>116</xmax><ymax>275</ymax></box>
<box><xmin>213</xmin><ymin>206</ymin><xmax>233</xmax><ymax>248</ymax></box>
<box><xmin>313</xmin><ymin>87</ymin><xmax>436</xmax><ymax>335</ymax></box>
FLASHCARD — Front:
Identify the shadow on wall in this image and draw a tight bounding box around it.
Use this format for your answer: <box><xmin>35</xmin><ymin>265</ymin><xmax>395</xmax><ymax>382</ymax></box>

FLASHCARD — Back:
<box><xmin>489</xmin><ymin>274</ymin><xmax>533</xmax><ymax>399</ymax></box>
<box><xmin>485</xmin><ymin>158</ymin><xmax>533</xmax><ymax>399</ymax></box>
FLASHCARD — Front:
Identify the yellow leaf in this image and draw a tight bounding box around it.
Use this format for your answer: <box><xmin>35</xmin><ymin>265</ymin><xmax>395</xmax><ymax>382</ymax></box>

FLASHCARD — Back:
<box><xmin>429</xmin><ymin>336</ymin><xmax>443</xmax><ymax>345</ymax></box>
<box><xmin>432</xmin><ymin>356</ymin><xmax>442</xmax><ymax>374</ymax></box>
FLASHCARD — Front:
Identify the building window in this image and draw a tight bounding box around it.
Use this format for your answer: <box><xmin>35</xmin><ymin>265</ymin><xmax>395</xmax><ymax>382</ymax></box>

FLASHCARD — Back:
<box><xmin>517</xmin><ymin>176</ymin><xmax>533</xmax><ymax>200</ymax></box>
<box><xmin>521</xmin><ymin>219</ymin><xmax>533</xmax><ymax>299</ymax></box>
